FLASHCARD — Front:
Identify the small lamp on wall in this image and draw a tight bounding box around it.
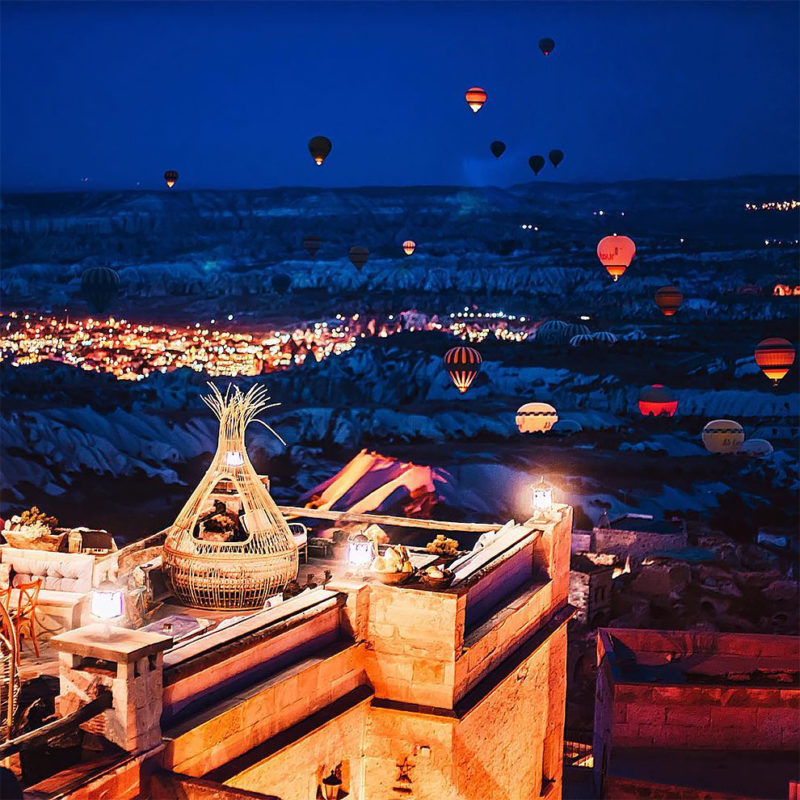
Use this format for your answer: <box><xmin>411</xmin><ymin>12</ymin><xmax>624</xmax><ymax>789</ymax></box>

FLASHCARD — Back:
<box><xmin>347</xmin><ymin>532</ymin><xmax>374</xmax><ymax>572</ymax></box>
<box><xmin>531</xmin><ymin>476</ymin><xmax>554</xmax><ymax>521</ymax></box>
<box><xmin>321</xmin><ymin>768</ymin><xmax>343</xmax><ymax>800</ymax></box>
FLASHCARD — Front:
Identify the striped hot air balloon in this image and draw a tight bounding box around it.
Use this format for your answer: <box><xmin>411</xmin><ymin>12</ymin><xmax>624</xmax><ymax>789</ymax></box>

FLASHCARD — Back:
<box><xmin>444</xmin><ymin>346</ymin><xmax>482</xmax><ymax>394</ymax></box>
<box><xmin>597</xmin><ymin>235</ymin><xmax>636</xmax><ymax>282</ymax></box>
<box><xmin>754</xmin><ymin>338</ymin><xmax>796</xmax><ymax>386</ymax></box>
<box><xmin>702</xmin><ymin>420</ymin><xmax>745</xmax><ymax>454</ymax></box>
<box><xmin>516</xmin><ymin>402</ymin><xmax>558</xmax><ymax>434</ymax></box>
<box><xmin>654</xmin><ymin>286</ymin><xmax>683</xmax><ymax>316</ymax></box>
<box><xmin>465</xmin><ymin>87</ymin><xmax>487</xmax><ymax>113</ymax></box>
<box><xmin>81</xmin><ymin>266</ymin><xmax>120</xmax><ymax>314</ymax></box>
<box><xmin>402</xmin><ymin>240</ymin><xmax>416</xmax><ymax>256</ymax></box>
<box><xmin>638</xmin><ymin>385</ymin><xmax>678</xmax><ymax>417</ymax></box>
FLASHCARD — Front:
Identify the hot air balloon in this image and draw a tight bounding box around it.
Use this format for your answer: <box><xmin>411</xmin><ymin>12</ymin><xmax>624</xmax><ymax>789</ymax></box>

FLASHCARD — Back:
<box><xmin>444</xmin><ymin>346</ymin><xmax>482</xmax><ymax>394</ymax></box>
<box><xmin>739</xmin><ymin>439</ymin><xmax>774</xmax><ymax>458</ymax></box>
<box><xmin>490</xmin><ymin>141</ymin><xmax>506</xmax><ymax>158</ymax></box>
<box><xmin>528</xmin><ymin>155</ymin><xmax>546</xmax><ymax>175</ymax></box>
<box><xmin>81</xmin><ymin>266</ymin><xmax>120</xmax><ymax>314</ymax></box>
<box><xmin>271</xmin><ymin>273</ymin><xmax>291</xmax><ymax>294</ymax></box>
<box><xmin>303</xmin><ymin>235</ymin><xmax>321</xmax><ymax>257</ymax></box>
<box><xmin>516</xmin><ymin>402</ymin><xmax>558</xmax><ymax>433</ymax></box>
<box><xmin>597</xmin><ymin>235</ymin><xmax>636</xmax><ymax>282</ymax></box>
<box><xmin>465</xmin><ymin>87</ymin><xmax>487</xmax><ymax>113</ymax></box>
<box><xmin>654</xmin><ymin>286</ymin><xmax>683</xmax><ymax>316</ymax></box>
<box><xmin>754</xmin><ymin>338</ymin><xmax>796</xmax><ymax>386</ymax></box>
<box><xmin>638</xmin><ymin>385</ymin><xmax>678</xmax><ymax>417</ymax></box>
<box><xmin>549</xmin><ymin>149</ymin><xmax>564</xmax><ymax>168</ymax></box>
<box><xmin>539</xmin><ymin>37</ymin><xmax>555</xmax><ymax>56</ymax></box>
<box><xmin>702</xmin><ymin>420</ymin><xmax>745</xmax><ymax>454</ymax></box>
<box><xmin>402</xmin><ymin>240</ymin><xmax>416</xmax><ymax>256</ymax></box>
<box><xmin>164</xmin><ymin>170</ymin><xmax>178</xmax><ymax>189</ymax></box>
<box><xmin>349</xmin><ymin>246</ymin><xmax>370</xmax><ymax>271</ymax></box>
<box><xmin>308</xmin><ymin>136</ymin><xmax>332</xmax><ymax>165</ymax></box>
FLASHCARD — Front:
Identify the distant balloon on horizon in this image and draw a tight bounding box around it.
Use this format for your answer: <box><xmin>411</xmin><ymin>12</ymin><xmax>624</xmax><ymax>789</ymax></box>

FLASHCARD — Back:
<box><xmin>308</xmin><ymin>136</ymin><xmax>332</xmax><ymax>165</ymax></box>
<box><xmin>539</xmin><ymin>37</ymin><xmax>555</xmax><ymax>56</ymax></box>
<box><xmin>402</xmin><ymin>240</ymin><xmax>416</xmax><ymax>256</ymax></box>
<box><xmin>164</xmin><ymin>170</ymin><xmax>178</xmax><ymax>188</ymax></box>
<box><xmin>465</xmin><ymin>87</ymin><xmax>487</xmax><ymax>113</ymax></box>
<box><xmin>349</xmin><ymin>246</ymin><xmax>369</xmax><ymax>270</ymax></box>
<box><xmin>528</xmin><ymin>155</ymin><xmax>545</xmax><ymax>175</ymax></box>
<box><xmin>490</xmin><ymin>141</ymin><xmax>506</xmax><ymax>158</ymax></box>
<box><xmin>597</xmin><ymin>235</ymin><xmax>636</xmax><ymax>281</ymax></box>
<box><xmin>549</xmin><ymin>149</ymin><xmax>564</xmax><ymax>168</ymax></box>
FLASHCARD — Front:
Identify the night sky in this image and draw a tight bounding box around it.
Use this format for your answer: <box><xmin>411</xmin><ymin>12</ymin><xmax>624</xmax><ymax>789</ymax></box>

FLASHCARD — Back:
<box><xmin>2</xmin><ymin>1</ymin><xmax>798</xmax><ymax>191</ymax></box>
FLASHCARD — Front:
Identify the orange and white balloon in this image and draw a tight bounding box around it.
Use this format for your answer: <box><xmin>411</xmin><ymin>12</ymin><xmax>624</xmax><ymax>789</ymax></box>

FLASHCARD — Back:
<box><xmin>597</xmin><ymin>235</ymin><xmax>636</xmax><ymax>282</ymax></box>
<box><xmin>465</xmin><ymin>87</ymin><xmax>487</xmax><ymax>113</ymax></box>
<box><xmin>402</xmin><ymin>240</ymin><xmax>416</xmax><ymax>256</ymax></box>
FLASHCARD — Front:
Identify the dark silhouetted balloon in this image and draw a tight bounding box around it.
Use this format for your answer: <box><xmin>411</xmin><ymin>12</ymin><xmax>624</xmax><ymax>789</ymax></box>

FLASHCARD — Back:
<box><xmin>349</xmin><ymin>246</ymin><xmax>370</xmax><ymax>270</ymax></box>
<box><xmin>654</xmin><ymin>286</ymin><xmax>683</xmax><ymax>316</ymax></box>
<box><xmin>490</xmin><ymin>141</ymin><xmax>506</xmax><ymax>158</ymax></box>
<box><xmin>539</xmin><ymin>37</ymin><xmax>555</xmax><ymax>56</ymax></box>
<box><xmin>444</xmin><ymin>346</ymin><xmax>482</xmax><ymax>394</ymax></box>
<box><xmin>465</xmin><ymin>87</ymin><xmax>487</xmax><ymax>113</ymax></box>
<box><xmin>271</xmin><ymin>273</ymin><xmax>292</xmax><ymax>294</ymax></box>
<box><xmin>164</xmin><ymin>170</ymin><xmax>178</xmax><ymax>188</ymax></box>
<box><xmin>303</xmin><ymin>235</ymin><xmax>321</xmax><ymax>257</ymax></box>
<box><xmin>528</xmin><ymin>155</ymin><xmax>545</xmax><ymax>175</ymax></box>
<box><xmin>308</xmin><ymin>136</ymin><xmax>332</xmax><ymax>165</ymax></box>
<box><xmin>81</xmin><ymin>267</ymin><xmax>119</xmax><ymax>314</ymax></box>
<box><xmin>549</xmin><ymin>149</ymin><xmax>564</xmax><ymax>168</ymax></box>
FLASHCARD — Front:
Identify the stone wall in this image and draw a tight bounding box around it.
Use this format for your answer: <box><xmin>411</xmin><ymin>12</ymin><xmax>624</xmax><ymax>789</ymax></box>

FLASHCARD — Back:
<box><xmin>593</xmin><ymin>528</ymin><xmax>687</xmax><ymax>561</ymax></box>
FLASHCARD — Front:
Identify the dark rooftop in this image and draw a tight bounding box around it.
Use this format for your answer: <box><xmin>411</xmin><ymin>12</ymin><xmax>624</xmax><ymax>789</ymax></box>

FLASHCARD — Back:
<box><xmin>606</xmin><ymin>514</ymin><xmax>684</xmax><ymax>535</ymax></box>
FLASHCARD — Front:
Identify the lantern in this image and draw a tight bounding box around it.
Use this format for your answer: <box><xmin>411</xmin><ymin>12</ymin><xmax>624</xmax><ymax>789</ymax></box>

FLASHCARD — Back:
<box><xmin>402</xmin><ymin>240</ymin><xmax>416</xmax><ymax>256</ymax></box>
<box><xmin>347</xmin><ymin>533</ymin><xmax>374</xmax><ymax>569</ymax></box>
<box><xmin>654</xmin><ymin>286</ymin><xmax>683</xmax><ymax>316</ymax></box>
<box><xmin>516</xmin><ymin>402</ymin><xmax>558</xmax><ymax>433</ymax></box>
<box><xmin>321</xmin><ymin>770</ymin><xmax>343</xmax><ymax>800</ymax></box>
<box><xmin>465</xmin><ymin>87</ymin><xmax>487</xmax><ymax>113</ymax></box>
<box><xmin>531</xmin><ymin>477</ymin><xmax>553</xmax><ymax>520</ymax></box>
<box><xmin>701</xmin><ymin>419</ymin><xmax>744</xmax><ymax>454</ymax></box>
<box><xmin>638</xmin><ymin>385</ymin><xmax>678</xmax><ymax>417</ymax></box>
<box><xmin>596</xmin><ymin>235</ymin><xmax>636</xmax><ymax>282</ymax></box>
<box><xmin>754</xmin><ymin>338</ymin><xmax>796</xmax><ymax>387</ymax></box>
<box><xmin>225</xmin><ymin>450</ymin><xmax>244</xmax><ymax>468</ymax></box>
<box><xmin>444</xmin><ymin>346</ymin><xmax>482</xmax><ymax>394</ymax></box>
<box><xmin>91</xmin><ymin>581</ymin><xmax>124</xmax><ymax>621</ymax></box>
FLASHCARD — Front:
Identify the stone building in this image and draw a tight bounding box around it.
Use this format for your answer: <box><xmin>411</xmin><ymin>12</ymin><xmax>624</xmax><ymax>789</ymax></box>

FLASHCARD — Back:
<box><xmin>45</xmin><ymin>504</ymin><xmax>575</xmax><ymax>800</ymax></box>
<box><xmin>594</xmin><ymin>628</ymin><xmax>800</xmax><ymax>799</ymax></box>
<box><xmin>568</xmin><ymin>553</ymin><xmax>615</xmax><ymax>627</ymax></box>
<box><xmin>593</xmin><ymin>513</ymin><xmax>687</xmax><ymax>562</ymax></box>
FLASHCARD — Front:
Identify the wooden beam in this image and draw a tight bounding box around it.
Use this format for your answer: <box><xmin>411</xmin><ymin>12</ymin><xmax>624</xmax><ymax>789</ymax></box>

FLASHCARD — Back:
<box><xmin>0</xmin><ymin>691</ymin><xmax>112</xmax><ymax>760</ymax></box>
<box><xmin>276</xmin><ymin>505</ymin><xmax>502</xmax><ymax>534</ymax></box>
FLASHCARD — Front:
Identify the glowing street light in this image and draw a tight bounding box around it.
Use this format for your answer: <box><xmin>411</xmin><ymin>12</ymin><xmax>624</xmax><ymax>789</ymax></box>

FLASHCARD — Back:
<box><xmin>322</xmin><ymin>769</ymin><xmax>343</xmax><ymax>800</ymax></box>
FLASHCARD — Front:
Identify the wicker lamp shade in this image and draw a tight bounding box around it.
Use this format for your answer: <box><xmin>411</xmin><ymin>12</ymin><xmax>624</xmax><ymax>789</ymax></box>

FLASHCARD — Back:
<box><xmin>163</xmin><ymin>384</ymin><xmax>298</xmax><ymax>610</ymax></box>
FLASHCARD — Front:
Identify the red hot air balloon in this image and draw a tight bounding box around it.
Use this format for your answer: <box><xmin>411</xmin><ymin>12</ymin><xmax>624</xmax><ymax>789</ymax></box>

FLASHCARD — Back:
<box><xmin>754</xmin><ymin>338</ymin><xmax>796</xmax><ymax>386</ymax></box>
<box><xmin>465</xmin><ymin>87</ymin><xmax>487</xmax><ymax>113</ymax></box>
<box><xmin>164</xmin><ymin>170</ymin><xmax>178</xmax><ymax>188</ymax></box>
<box><xmin>402</xmin><ymin>240</ymin><xmax>416</xmax><ymax>255</ymax></box>
<box><xmin>597</xmin><ymin>235</ymin><xmax>636</xmax><ymax>281</ymax></box>
<box><xmin>444</xmin><ymin>346</ymin><xmax>482</xmax><ymax>394</ymax></box>
<box><xmin>349</xmin><ymin>246</ymin><xmax>370</xmax><ymax>270</ymax></box>
<box><xmin>654</xmin><ymin>286</ymin><xmax>683</xmax><ymax>316</ymax></box>
<box><xmin>308</xmin><ymin>136</ymin><xmax>332</xmax><ymax>165</ymax></box>
<box><xmin>539</xmin><ymin>37</ymin><xmax>555</xmax><ymax>56</ymax></box>
<box><xmin>638</xmin><ymin>384</ymin><xmax>678</xmax><ymax>417</ymax></box>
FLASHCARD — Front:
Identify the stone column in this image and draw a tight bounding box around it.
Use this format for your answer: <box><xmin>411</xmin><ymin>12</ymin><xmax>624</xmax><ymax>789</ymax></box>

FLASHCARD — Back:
<box><xmin>52</xmin><ymin>623</ymin><xmax>172</xmax><ymax>752</ymax></box>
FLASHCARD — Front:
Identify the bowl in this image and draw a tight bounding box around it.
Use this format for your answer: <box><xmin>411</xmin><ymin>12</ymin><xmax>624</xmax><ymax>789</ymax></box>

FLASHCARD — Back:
<box><xmin>371</xmin><ymin>570</ymin><xmax>414</xmax><ymax>586</ymax></box>
<box><xmin>420</xmin><ymin>571</ymin><xmax>454</xmax><ymax>590</ymax></box>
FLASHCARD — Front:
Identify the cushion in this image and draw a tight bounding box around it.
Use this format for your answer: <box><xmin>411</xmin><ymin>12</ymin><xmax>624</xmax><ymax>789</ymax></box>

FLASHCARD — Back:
<box><xmin>11</xmin><ymin>573</ymin><xmax>34</xmax><ymax>588</ymax></box>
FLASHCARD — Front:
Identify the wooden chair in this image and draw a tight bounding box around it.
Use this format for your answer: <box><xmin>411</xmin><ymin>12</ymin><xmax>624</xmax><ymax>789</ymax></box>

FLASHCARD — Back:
<box><xmin>10</xmin><ymin>580</ymin><xmax>42</xmax><ymax>658</ymax></box>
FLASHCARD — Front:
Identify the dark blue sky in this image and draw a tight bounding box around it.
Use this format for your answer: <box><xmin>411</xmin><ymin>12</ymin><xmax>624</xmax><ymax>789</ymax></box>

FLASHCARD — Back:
<box><xmin>2</xmin><ymin>1</ymin><xmax>797</xmax><ymax>191</ymax></box>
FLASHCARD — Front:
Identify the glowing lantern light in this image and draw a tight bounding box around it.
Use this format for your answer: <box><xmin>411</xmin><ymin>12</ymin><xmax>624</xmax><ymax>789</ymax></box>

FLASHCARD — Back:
<box><xmin>225</xmin><ymin>450</ymin><xmax>245</xmax><ymax>468</ymax></box>
<box><xmin>322</xmin><ymin>770</ymin><xmax>343</xmax><ymax>800</ymax></box>
<box><xmin>754</xmin><ymin>337</ymin><xmax>795</xmax><ymax>386</ymax></box>
<box><xmin>465</xmin><ymin>87</ymin><xmax>487</xmax><ymax>113</ymax></box>
<box><xmin>164</xmin><ymin>170</ymin><xmax>178</xmax><ymax>188</ymax></box>
<box><xmin>597</xmin><ymin>235</ymin><xmax>636</xmax><ymax>281</ymax></box>
<box><xmin>638</xmin><ymin>384</ymin><xmax>678</xmax><ymax>417</ymax></box>
<box><xmin>308</xmin><ymin>136</ymin><xmax>332</xmax><ymax>165</ymax></box>
<box><xmin>444</xmin><ymin>346</ymin><xmax>482</xmax><ymax>394</ymax></box>
<box><xmin>702</xmin><ymin>419</ymin><xmax>745</xmax><ymax>454</ymax></box>
<box><xmin>402</xmin><ymin>240</ymin><xmax>416</xmax><ymax>256</ymax></box>
<box><xmin>347</xmin><ymin>532</ymin><xmax>374</xmax><ymax>569</ymax></box>
<box><xmin>516</xmin><ymin>402</ymin><xmax>558</xmax><ymax>433</ymax></box>
<box><xmin>654</xmin><ymin>286</ymin><xmax>683</xmax><ymax>316</ymax></box>
<box><xmin>531</xmin><ymin>476</ymin><xmax>553</xmax><ymax>520</ymax></box>
<box><xmin>91</xmin><ymin>581</ymin><xmax>124</xmax><ymax>621</ymax></box>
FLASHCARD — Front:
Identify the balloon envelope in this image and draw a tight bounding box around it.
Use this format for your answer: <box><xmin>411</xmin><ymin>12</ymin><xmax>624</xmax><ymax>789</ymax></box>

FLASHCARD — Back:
<box><xmin>349</xmin><ymin>246</ymin><xmax>370</xmax><ymax>270</ymax></box>
<box><xmin>465</xmin><ymin>87</ymin><xmax>487</xmax><ymax>113</ymax></box>
<box><xmin>702</xmin><ymin>419</ymin><xmax>744</xmax><ymax>454</ymax></box>
<box><xmin>528</xmin><ymin>155</ymin><xmax>546</xmax><ymax>175</ymax></box>
<box><xmin>81</xmin><ymin>266</ymin><xmax>120</xmax><ymax>314</ymax></box>
<box><xmin>402</xmin><ymin>240</ymin><xmax>416</xmax><ymax>256</ymax></box>
<box><xmin>638</xmin><ymin>385</ymin><xmax>678</xmax><ymax>417</ymax></box>
<box><xmin>444</xmin><ymin>346</ymin><xmax>482</xmax><ymax>394</ymax></box>
<box><xmin>754</xmin><ymin>337</ymin><xmax>795</xmax><ymax>386</ymax></box>
<box><xmin>516</xmin><ymin>402</ymin><xmax>558</xmax><ymax>433</ymax></box>
<box><xmin>490</xmin><ymin>141</ymin><xmax>506</xmax><ymax>158</ymax></box>
<box><xmin>597</xmin><ymin>235</ymin><xmax>636</xmax><ymax>281</ymax></box>
<box><xmin>539</xmin><ymin>37</ymin><xmax>555</xmax><ymax>55</ymax></box>
<box><xmin>655</xmin><ymin>286</ymin><xmax>683</xmax><ymax>316</ymax></box>
<box><xmin>308</xmin><ymin>136</ymin><xmax>332</xmax><ymax>165</ymax></box>
<box><xmin>164</xmin><ymin>170</ymin><xmax>178</xmax><ymax>188</ymax></box>
<box><xmin>548</xmin><ymin>149</ymin><xmax>564</xmax><ymax>168</ymax></box>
